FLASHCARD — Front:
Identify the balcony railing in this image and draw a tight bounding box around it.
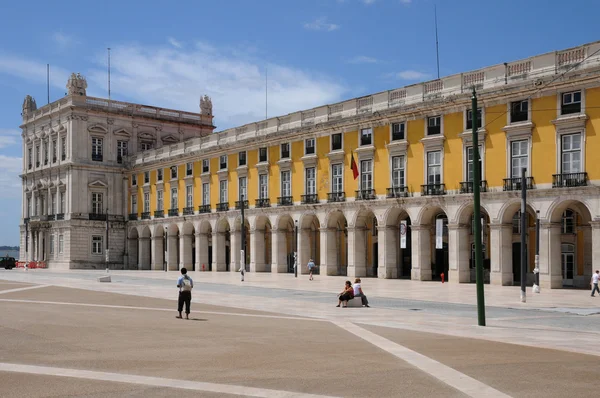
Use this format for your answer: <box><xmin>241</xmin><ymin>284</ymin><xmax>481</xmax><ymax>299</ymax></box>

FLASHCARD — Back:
<box><xmin>56</xmin><ymin>213</ymin><xmax>64</xmax><ymax>220</ymax></box>
<box><xmin>386</xmin><ymin>186</ymin><xmax>409</xmax><ymax>198</ymax></box>
<box><xmin>168</xmin><ymin>209</ymin><xmax>179</xmax><ymax>217</ymax></box>
<box><xmin>141</xmin><ymin>212</ymin><xmax>151</xmax><ymax>220</ymax></box>
<box><xmin>154</xmin><ymin>210</ymin><xmax>164</xmax><ymax>218</ymax></box>
<box><xmin>128</xmin><ymin>213</ymin><xmax>138</xmax><ymax>220</ymax></box>
<box><xmin>47</xmin><ymin>214</ymin><xmax>56</xmax><ymax>221</ymax></box>
<box><xmin>183</xmin><ymin>207</ymin><xmax>194</xmax><ymax>215</ymax></box>
<box><xmin>198</xmin><ymin>204</ymin><xmax>211</xmax><ymax>213</ymax></box>
<box><xmin>256</xmin><ymin>198</ymin><xmax>271</xmax><ymax>208</ymax></box>
<box><xmin>235</xmin><ymin>200</ymin><xmax>249</xmax><ymax>210</ymax></box>
<box><xmin>503</xmin><ymin>177</ymin><xmax>534</xmax><ymax>191</ymax></box>
<box><xmin>217</xmin><ymin>203</ymin><xmax>229</xmax><ymax>212</ymax></box>
<box><xmin>355</xmin><ymin>189</ymin><xmax>376</xmax><ymax>200</ymax></box>
<box><xmin>89</xmin><ymin>213</ymin><xmax>107</xmax><ymax>221</ymax></box>
<box><xmin>301</xmin><ymin>194</ymin><xmax>318</xmax><ymax>204</ymax></box>
<box><xmin>91</xmin><ymin>153</ymin><xmax>103</xmax><ymax>162</ymax></box>
<box><xmin>552</xmin><ymin>172</ymin><xmax>587</xmax><ymax>188</ymax></box>
<box><xmin>277</xmin><ymin>196</ymin><xmax>293</xmax><ymax>206</ymax></box>
<box><xmin>327</xmin><ymin>192</ymin><xmax>346</xmax><ymax>202</ymax></box>
<box><xmin>421</xmin><ymin>183</ymin><xmax>446</xmax><ymax>196</ymax></box>
<box><xmin>459</xmin><ymin>180</ymin><xmax>488</xmax><ymax>194</ymax></box>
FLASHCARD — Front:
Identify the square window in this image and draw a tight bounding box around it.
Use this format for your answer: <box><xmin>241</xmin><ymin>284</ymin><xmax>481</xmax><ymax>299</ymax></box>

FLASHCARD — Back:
<box><xmin>220</xmin><ymin>155</ymin><xmax>228</xmax><ymax>170</ymax></box>
<box><xmin>280</xmin><ymin>143</ymin><xmax>290</xmax><ymax>159</ymax></box>
<box><xmin>202</xmin><ymin>159</ymin><xmax>209</xmax><ymax>173</ymax></box>
<box><xmin>259</xmin><ymin>147</ymin><xmax>268</xmax><ymax>163</ymax></box>
<box><xmin>186</xmin><ymin>162</ymin><xmax>193</xmax><ymax>176</ymax></box>
<box><xmin>510</xmin><ymin>100</ymin><xmax>528</xmax><ymax>123</ymax></box>
<box><xmin>561</xmin><ymin>91</ymin><xmax>582</xmax><ymax>115</ymax></box>
<box><xmin>238</xmin><ymin>151</ymin><xmax>247</xmax><ymax>167</ymax></box>
<box><xmin>427</xmin><ymin>116</ymin><xmax>441</xmax><ymax>135</ymax></box>
<box><xmin>391</xmin><ymin>123</ymin><xmax>405</xmax><ymax>141</ymax></box>
<box><xmin>360</xmin><ymin>128</ymin><xmax>372</xmax><ymax>146</ymax></box>
<box><xmin>305</xmin><ymin>138</ymin><xmax>315</xmax><ymax>155</ymax></box>
<box><xmin>170</xmin><ymin>166</ymin><xmax>178</xmax><ymax>179</ymax></box>
<box><xmin>466</xmin><ymin>109</ymin><xmax>482</xmax><ymax>130</ymax></box>
<box><xmin>331</xmin><ymin>133</ymin><xmax>342</xmax><ymax>151</ymax></box>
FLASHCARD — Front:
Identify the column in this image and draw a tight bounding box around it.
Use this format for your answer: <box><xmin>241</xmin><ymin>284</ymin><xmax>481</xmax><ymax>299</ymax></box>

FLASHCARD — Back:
<box><xmin>271</xmin><ymin>228</ymin><xmax>288</xmax><ymax>273</ymax></box>
<box><xmin>151</xmin><ymin>236</ymin><xmax>163</xmax><ymax>271</ymax></box>
<box><xmin>298</xmin><ymin>228</ymin><xmax>311</xmax><ymax>275</ymax></box>
<box><xmin>180</xmin><ymin>233</ymin><xmax>192</xmax><ymax>269</ymax></box>
<box><xmin>167</xmin><ymin>235</ymin><xmax>178</xmax><ymax>271</ymax></box>
<box><xmin>410</xmin><ymin>225</ymin><xmax>431</xmax><ymax>281</ymax></box>
<box><xmin>539</xmin><ymin>222</ymin><xmax>562</xmax><ymax>289</ymax></box>
<box><xmin>212</xmin><ymin>232</ymin><xmax>226</xmax><ymax>271</ymax></box>
<box><xmin>138</xmin><ymin>237</ymin><xmax>150</xmax><ymax>270</ymax></box>
<box><xmin>592</xmin><ymin>222</ymin><xmax>600</xmax><ymax>279</ymax></box>
<box><xmin>347</xmin><ymin>227</ymin><xmax>367</xmax><ymax>278</ymax></box>
<box><xmin>489</xmin><ymin>224</ymin><xmax>513</xmax><ymax>285</ymax></box>
<box><xmin>582</xmin><ymin>225</ymin><xmax>593</xmax><ymax>286</ymax></box>
<box><xmin>230</xmin><ymin>230</ymin><xmax>240</xmax><ymax>272</ymax></box>
<box><xmin>447</xmin><ymin>224</ymin><xmax>470</xmax><ymax>283</ymax></box>
<box><xmin>377</xmin><ymin>225</ymin><xmax>397</xmax><ymax>279</ymax></box>
<box><xmin>320</xmin><ymin>227</ymin><xmax>337</xmax><ymax>276</ymax></box>
<box><xmin>250</xmin><ymin>229</ymin><xmax>266</xmax><ymax>272</ymax></box>
<box><xmin>197</xmin><ymin>233</ymin><xmax>210</xmax><ymax>272</ymax></box>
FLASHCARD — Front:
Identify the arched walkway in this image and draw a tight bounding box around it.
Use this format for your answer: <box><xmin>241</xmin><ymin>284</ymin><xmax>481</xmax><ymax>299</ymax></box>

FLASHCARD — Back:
<box><xmin>166</xmin><ymin>224</ymin><xmax>179</xmax><ymax>271</ymax></box>
<box><xmin>128</xmin><ymin>228</ymin><xmax>139</xmax><ymax>270</ymax></box>
<box><xmin>455</xmin><ymin>206</ymin><xmax>490</xmax><ymax>284</ymax></box>
<box><xmin>195</xmin><ymin>221</ymin><xmax>212</xmax><ymax>272</ymax></box>
<box><xmin>151</xmin><ymin>225</ymin><xmax>164</xmax><ymax>271</ymax></box>
<box><xmin>350</xmin><ymin>208</ymin><xmax>377</xmax><ymax>278</ymax></box>
<box><xmin>213</xmin><ymin>218</ymin><xmax>230</xmax><ymax>272</ymax></box>
<box><xmin>180</xmin><ymin>222</ymin><xmax>195</xmax><ymax>271</ymax></box>
<box><xmin>298</xmin><ymin>213</ymin><xmax>320</xmax><ymax>276</ymax></box>
<box><xmin>412</xmin><ymin>206</ymin><xmax>448</xmax><ymax>281</ymax></box>
<box><xmin>272</xmin><ymin>215</ymin><xmax>295</xmax><ymax>273</ymax></box>
<box><xmin>138</xmin><ymin>226</ymin><xmax>152</xmax><ymax>270</ymax></box>
<box><xmin>322</xmin><ymin>211</ymin><xmax>347</xmax><ymax>276</ymax></box>
<box><xmin>251</xmin><ymin>215</ymin><xmax>271</xmax><ymax>272</ymax></box>
<box><xmin>381</xmin><ymin>208</ymin><xmax>411</xmax><ymax>279</ymax></box>
<box><xmin>232</xmin><ymin>217</ymin><xmax>250</xmax><ymax>272</ymax></box>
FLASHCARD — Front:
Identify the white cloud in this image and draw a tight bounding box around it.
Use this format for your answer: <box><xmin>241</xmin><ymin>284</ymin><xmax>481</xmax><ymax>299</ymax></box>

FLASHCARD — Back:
<box><xmin>52</xmin><ymin>32</ymin><xmax>78</xmax><ymax>50</ymax></box>
<box><xmin>168</xmin><ymin>37</ymin><xmax>183</xmax><ymax>49</ymax></box>
<box><xmin>0</xmin><ymin>129</ymin><xmax>21</xmax><ymax>149</ymax></box>
<box><xmin>0</xmin><ymin>155</ymin><xmax>23</xmax><ymax>198</ymax></box>
<box><xmin>400</xmin><ymin>0</ymin><xmax>412</xmax><ymax>4</ymax></box>
<box><xmin>84</xmin><ymin>42</ymin><xmax>347</xmax><ymax>129</ymax></box>
<box><xmin>0</xmin><ymin>55</ymin><xmax>70</xmax><ymax>92</ymax></box>
<box><xmin>304</xmin><ymin>18</ymin><xmax>340</xmax><ymax>32</ymax></box>
<box><xmin>348</xmin><ymin>55</ymin><xmax>379</xmax><ymax>64</ymax></box>
<box><xmin>395</xmin><ymin>70</ymin><xmax>430</xmax><ymax>81</ymax></box>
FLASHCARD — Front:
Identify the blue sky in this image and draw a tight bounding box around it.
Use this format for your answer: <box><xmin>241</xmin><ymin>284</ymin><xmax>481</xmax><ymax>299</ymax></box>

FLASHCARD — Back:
<box><xmin>0</xmin><ymin>0</ymin><xmax>598</xmax><ymax>245</ymax></box>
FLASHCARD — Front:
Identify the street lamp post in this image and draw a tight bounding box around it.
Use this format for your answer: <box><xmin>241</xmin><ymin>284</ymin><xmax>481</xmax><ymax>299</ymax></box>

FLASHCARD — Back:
<box><xmin>240</xmin><ymin>193</ymin><xmax>245</xmax><ymax>282</ymax></box>
<box><xmin>164</xmin><ymin>226</ymin><xmax>168</xmax><ymax>272</ymax></box>
<box><xmin>105</xmin><ymin>207</ymin><xmax>109</xmax><ymax>272</ymax></box>
<box><xmin>533</xmin><ymin>210</ymin><xmax>541</xmax><ymax>293</ymax></box>
<box><xmin>294</xmin><ymin>219</ymin><xmax>298</xmax><ymax>278</ymax></box>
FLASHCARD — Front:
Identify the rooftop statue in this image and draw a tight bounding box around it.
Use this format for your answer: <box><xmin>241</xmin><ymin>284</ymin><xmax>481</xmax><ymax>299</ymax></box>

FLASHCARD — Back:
<box><xmin>67</xmin><ymin>72</ymin><xmax>88</xmax><ymax>96</ymax></box>
<box><xmin>22</xmin><ymin>95</ymin><xmax>37</xmax><ymax>116</ymax></box>
<box><xmin>200</xmin><ymin>95</ymin><xmax>212</xmax><ymax>116</ymax></box>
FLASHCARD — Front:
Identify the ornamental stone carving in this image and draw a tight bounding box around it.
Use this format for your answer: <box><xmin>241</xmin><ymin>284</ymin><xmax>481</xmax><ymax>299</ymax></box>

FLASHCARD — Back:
<box><xmin>22</xmin><ymin>95</ymin><xmax>37</xmax><ymax>116</ymax></box>
<box><xmin>200</xmin><ymin>95</ymin><xmax>212</xmax><ymax>116</ymax></box>
<box><xmin>67</xmin><ymin>73</ymin><xmax>87</xmax><ymax>96</ymax></box>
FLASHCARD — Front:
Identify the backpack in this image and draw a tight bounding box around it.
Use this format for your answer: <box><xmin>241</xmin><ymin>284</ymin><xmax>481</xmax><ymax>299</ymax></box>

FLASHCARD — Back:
<box><xmin>181</xmin><ymin>276</ymin><xmax>192</xmax><ymax>292</ymax></box>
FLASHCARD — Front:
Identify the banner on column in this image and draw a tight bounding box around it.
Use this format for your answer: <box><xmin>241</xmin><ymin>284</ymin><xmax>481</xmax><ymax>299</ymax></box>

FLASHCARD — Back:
<box><xmin>400</xmin><ymin>220</ymin><xmax>407</xmax><ymax>249</ymax></box>
<box><xmin>435</xmin><ymin>218</ymin><xmax>443</xmax><ymax>249</ymax></box>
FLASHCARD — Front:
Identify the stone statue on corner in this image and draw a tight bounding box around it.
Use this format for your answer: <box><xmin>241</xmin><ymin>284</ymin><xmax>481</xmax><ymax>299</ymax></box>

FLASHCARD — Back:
<box><xmin>200</xmin><ymin>95</ymin><xmax>212</xmax><ymax>116</ymax></box>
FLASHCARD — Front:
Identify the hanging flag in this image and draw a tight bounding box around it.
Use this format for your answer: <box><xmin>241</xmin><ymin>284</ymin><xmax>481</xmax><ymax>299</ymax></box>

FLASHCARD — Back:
<box><xmin>400</xmin><ymin>220</ymin><xmax>407</xmax><ymax>249</ymax></box>
<box><xmin>435</xmin><ymin>218</ymin><xmax>444</xmax><ymax>249</ymax></box>
<box><xmin>350</xmin><ymin>152</ymin><xmax>359</xmax><ymax>180</ymax></box>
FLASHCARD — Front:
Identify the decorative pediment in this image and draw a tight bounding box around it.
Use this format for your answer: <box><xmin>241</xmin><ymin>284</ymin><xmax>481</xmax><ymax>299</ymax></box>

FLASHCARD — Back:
<box><xmin>161</xmin><ymin>134</ymin><xmax>178</xmax><ymax>144</ymax></box>
<box><xmin>88</xmin><ymin>124</ymin><xmax>108</xmax><ymax>134</ymax></box>
<box><xmin>88</xmin><ymin>179</ymin><xmax>108</xmax><ymax>188</ymax></box>
<box><xmin>113</xmin><ymin>128</ymin><xmax>131</xmax><ymax>138</ymax></box>
<box><xmin>138</xmin><ymin>131</ymin><xmax>155</xmax><ymax>141</ymax></box>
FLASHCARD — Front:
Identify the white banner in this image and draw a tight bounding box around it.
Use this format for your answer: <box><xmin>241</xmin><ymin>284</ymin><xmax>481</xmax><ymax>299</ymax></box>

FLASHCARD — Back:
<box><xmin>400</xmin><ymin>220</ymin><xmax>407</xmax><ymax>249</ymax></box>
<box><xmin>435</xmin><ymin>218</ymin><xmax>443</xmax><ymax>249</ymax></box>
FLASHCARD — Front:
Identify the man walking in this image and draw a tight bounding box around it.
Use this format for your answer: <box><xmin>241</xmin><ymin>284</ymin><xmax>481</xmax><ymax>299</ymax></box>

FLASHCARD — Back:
<box><xmin>307</xmin><ymin>258</ymin><xmax>316</xmax><ymax>281</ymax></box>
<box><xmin>176</xmin><ymin>267</ymin><xmax>193</xmax><ymax>319</ymax></box>
<box><xmin>591</xmin><ymin>270</ymin><xmax>600</xmax><ymax>297</ymax></box>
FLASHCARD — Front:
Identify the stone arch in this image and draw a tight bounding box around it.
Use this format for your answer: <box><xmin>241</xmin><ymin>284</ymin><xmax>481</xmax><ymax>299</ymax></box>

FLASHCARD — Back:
<box><xmin>547</xmin><ymin>198</ymin><xmax>593</xmax><ymax>224</ymax></box>
<box><xmin>498</xmin><ymin>199</ymin><xmax>537</xmax><ymax>224</ymax></box>
<box><xmin>351</xmin><ymin>207</ymin><xmax>378</xmax><ymax>278</ymax></box>
<box><xmin>323</xmin><ymin>210</ymin><xmax>348</xmax><ymax>276</ymax></box>
<box><xmin>298</xmin><ymin>213</ymin><xmax>320</xmax><ymax>275</ymax></box>
<box><xmin>415</xmin><ymin>204</ymin><xmax>449</xmax><ymax>226</ymax></box>
<box><xmin>250</xmin><ymin>215</ymin><xmax>272</xmax><ymax>272</ymax></box>
<box><xmin>382</xmin><ymin>207</ymin><xmax>412</xmax><ymax>279</ymax></box>
<box><xmin>273</xmin><ymin>214</ymin><xmax>295</xmax><ymax>273</ymax></box>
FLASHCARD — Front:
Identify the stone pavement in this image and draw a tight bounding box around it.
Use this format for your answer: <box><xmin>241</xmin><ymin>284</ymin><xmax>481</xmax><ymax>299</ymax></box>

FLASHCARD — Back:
<box><xmin>0</xmin><ymin>269</ymin><xmax>599</xmax><ymax>397</ymax></box>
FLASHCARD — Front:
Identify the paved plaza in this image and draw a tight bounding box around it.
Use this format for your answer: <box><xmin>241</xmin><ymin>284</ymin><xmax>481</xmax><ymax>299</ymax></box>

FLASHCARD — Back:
<box><xmin>1</xmin><ymin>270</ymin><xmax>599</xmax><ymax>397</ymax></box>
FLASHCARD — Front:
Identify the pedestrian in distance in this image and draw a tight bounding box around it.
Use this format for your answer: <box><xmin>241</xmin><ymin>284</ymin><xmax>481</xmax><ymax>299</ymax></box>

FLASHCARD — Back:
<box><xmin>176</xmin><ymin>267</ymin><xmax>193</xmax><ymax>319</ymax></box>
<box><xmin>591</xmin><ymin>270</ymin><xmax>600</xmax><ymax>297</ymax></box>
<box><xmin>307</xmin><ymin>258</ymin><xmax>316</xmax><ymax>281</ymax></box>
<box><xmin>353</xmin><ymin>278</ymin><xmax>370</xmax><ymax>307</ymax></box>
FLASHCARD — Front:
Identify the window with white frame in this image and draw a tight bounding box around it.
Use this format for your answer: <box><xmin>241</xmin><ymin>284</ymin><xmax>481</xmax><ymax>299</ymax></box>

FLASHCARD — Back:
<box><xmin>427</xmin><ymin>116</ymin><xmax>441</xmax><ymax>135</ymax></box>
<box><xmin>219</xmin><ymin>155</ymin><xmax>227</xmax><ymax>170</ymax></box>
<box><xmin>202</xmin><ymin>159</ymin><xmax>209</xmax><ymax>173</ymax></box>
<box><xmin>170</xmin><ymin>166</ymin><xmax>178</xmax><ymax>179</ymax></box>
<box><xmin>466</xmin><ymin>146</ymin><xmax>483</xmax><ymax>182</ymax></box>
<box><xmin>140</xmin><ymin>142</ymin><xmax>152</xmax><ymax>151</ymax></box>
<box><xmin>259</xmin><ymin>147</ymin><xmax>268</xmax><ymax>163</ymax></box>
<box><xmin>144</xmin><ymin>192</ymin><xmax>150</xmax><ymax>212</ymax></box>
<box><xmin>331</xmin><ymin>133</ymin><xmax>342</xmax><ymax>151</ymax></box>
<box><xmin>391</xmin><ymin>156</ymin><xmax>405</xmax><ymax>187</ymax></box>
<box><xmin>170</xmin><ymin>188</ymin><xmax>178</xmax><ymax>209</ymax></box>
<box><xmin>561</xmin><ymin>91</ymin><xmax>582</xmax><ymax>115</ymax></box>
<box><xmin>259</xmin><ymin>174</ymin><xmax>268</xmax><ymax>199</ymax></box>
<box><xmin>360</xmin><ymin>128</ymin><xmax>373</xmax><ymax>146</ymax></box>
<box><xmin>281</xmin><ymin>171</ymin><xmax>291</xmax><ymax>197</ymax></box>
<box><xmin>157</xmin><ymin>168</ymin><xmax>163</xmax><ymax>181</ymax></box>
<box><xmin>91</xmin><ymin>192</ymin><xmax>103</xmax><ymax>214</ymax></box>
<box><xmin>186</xmin><ymin>185</ymin><xmax>193</xmax><ymax>208</ymax></box>
<box><xmin>238</xmin><ymin>151</ymin><xmax>247</xmax><ymax>167</ymax></box>
<box><xmin>332</xmin><ymin>164</ymin><xmax>343</xmax><ymax>193</ymax></box>
<box><xmin>58</xmin><ymin>235</ymin><xmax>64</xmax><ymax>254</ymax></box>
<box><xmin>427</xmin><ymin>151</ymin><xmax>442</xmax><ymax>185</ymax></box>
<box><xmin>510</xmin><ymin>100</ymin><xmax>529</xmax><ymax>123</ymax></box>
<box><xmin>49</xmin><ymin>234</ymin><xmax>54</xmax><ymax>255</ymax></box>
<box><xmin>59</xmin><ymin>191</ymin><xmax>65</xmax><ymax>213</ymax></box>
<box><xmin>132</xmin><ymin>174</ymin><xmax>137</xmax><ymax>186</ymax></box>
<box><xmin>305</xmin><ymin>167</ymin><xmax>316</xmax><ymax>195</ymax></box>
<box><xmin>202</xmin><ymin>183</ymin><xmax>209</xmax><ymax>205</ymax></box>
<box><xmin>510</xmin><ymin>140</ymin><xmax>528</xmax><ymax>178</ymax></box>
<box><xmin>117</xmin><ymin>141</ymin><xmax>128</xmax><ymax>161</ymax></box>
<box><xmin>360</xmin><ymin>160</ymin><xmax>373</xmax><ymax>191</ymax></box>
<box><xmin>466</xmin><ymin>109</ymin><xmax>482</xmax><ymax>130</ymax></box>
<box><xmin>61</xmin><ymin>137</ymin><xmax>66</xmax><ymax>160</ymax></box>
<box><xmin>157</xmin><ymin>190</ymin><xmax>163</xmax><ymax>211</ymax></box>
<box><xmin>219</xmin><ymin>180</ymin><xmax>228</xmax><ymax>203</ymax></box>
<box><xmin>280</xmin><ymin>143</ymin><xmax>290</xmax><ymax>159</ymax></box>
<box><xmin>562</xmin><ymin>209</ymin><xmax>576</xmax><ymax>234</ymax></box>
<box><xmin>561</xmin><ymin>133</ymin><xmax>582</xmax><ymax>174</ymax></box>
<box><xmin>92</xmin><ymin>236</ymin><xmax>103</xmax><ymax>254</ymax></box>
<box><xmin>43</xmin><ymin>140</ymin><xmax>48</xmax><ymax>165</ymax></box>
<box><xmin>91</xmin><ymin>137</ymin><xmax>103</xmax><ymax>161</ymax></box>
<box><xmin>51</xmin><ymin>193</ymin><xmax>56</xmax><ymax>215</ymax></box>
<box><xmin>238</xmin><ymin>177</ymin><xmax>247</xmax><ymax>200</ymax></box>
<box><xmin>35</xmin><ymin>144</ymin><xmax>40</xmax><ymax>166</ymax></box>
<box><xmin>186</xmin><ymin>162</ymin><xmax>193</xmax><ymax>176</ymax></box>
<box><xmin>52</xmin><ymin>139</ymin><xmax>57</xmax><ymax>162</ymax></box>
<box><xmin>391</xmin><ymin>123</ymin><xmax>405</xmax><ymax>141</ymax></box>
<box><xmin>144</xmin><ymin>171</ymin><xmax>150</xmax><ymax>184</ymax></box>
<box><xmin>305</xmin><ymin>138</ymin><xmax>315</xmax><ymax>155</ymax></box>
<box><xmin>27</xmin><ymin>147</ymin><xmax>32</xmax><ymax>169</ymax></box>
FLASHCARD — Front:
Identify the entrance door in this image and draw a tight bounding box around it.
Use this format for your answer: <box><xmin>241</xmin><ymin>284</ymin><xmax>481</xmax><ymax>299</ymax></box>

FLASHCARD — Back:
<box><xmin>561</xmin><ymin>244</ymin><xmax>575</xmax><ymax>287</ymax></box>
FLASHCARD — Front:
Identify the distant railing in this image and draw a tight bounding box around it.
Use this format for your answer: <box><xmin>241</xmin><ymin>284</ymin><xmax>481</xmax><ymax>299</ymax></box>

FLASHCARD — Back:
<box><xmin>421</xmin><ymin>184</ymin><xmax>446</xmax><ymax>196</ymax></box>
<box><xmin>277</xmin><ymin>196</ymin><xmax>293</xmax><ymax>206</ymax></box>
<box><xmin>255</xmin><ymin>198</ymin><xmax>270</xmax><ymax>208</ymax></box>
<box><xmin>198</xmin><ymin>205</ymin><xmax>211</xmax><ymax>213</ymax></box>
<box><xmin>128</xmin><ymin>213</ymin><xmax>138</xmax><ymax>221</ymax></box>
<box><xmin>217</xmin><ymin>203</ymin><xmax>229</xmax><ymax>212</ymax></box>
<box><xmin>168</xmin><ymin>209</ymin><xmax>179</xmax><ymax>217</ymax></box>
<box><xmin>141</xmin><ymin>212</ymin><xmax>151</xmax><ymax>220</ymax></box>
<box><xmin>89</xmin><ymin>213</ymin><xmax>107</xmax><ymax>221</ymax></box>
<box><xmin>552</xmin><ymin>172</ymin><xmax>587</xmax><ymax>188</ymax></box>
<box><xmin>386</xmin><ymin>186</ymin><xmax>408</xmax><ymax>198</ymax></box>
<box><xmin>301</xmin><ymin>194</ymin><xmax>318</xmax><ymax>204</ymax></box>
<box><xmin>235</xmin><ymin>200</ymin><xmax>248</xmax><ymax>210</ymax></box>
<box><xmin>183</xmin><ymin>207</ymin><xmax>194</xmax><ymax>215</ymax></box>
<box><xmin>459</xmin><ymin>180</ymin><xmax>488</xmax><ymax>194</ymax></box>
<box><xmin>355</xmin><ymin>189</ymin><xmax>376</xmax><ymax>200</ymax></box>
<box><xmin>327</xmin><ymin>192</ymin><xmax>345</xmax><ymax>203</ymax></box>
<box><xmin>503</xmin><ymin>177</ymin><xmax>534</xmax><ymax>191</ymax></box>
<box><xmin>154</xmin><ymin>210</ymin><xmax>164</xmax><ymax>218</ymax></box>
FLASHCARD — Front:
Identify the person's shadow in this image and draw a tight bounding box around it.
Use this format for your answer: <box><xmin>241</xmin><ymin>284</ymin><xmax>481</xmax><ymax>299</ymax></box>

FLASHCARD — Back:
<box><xmin>187</xmin><ymin>318</ymin><xmax>207</xmax><ymax>322</ymax></box>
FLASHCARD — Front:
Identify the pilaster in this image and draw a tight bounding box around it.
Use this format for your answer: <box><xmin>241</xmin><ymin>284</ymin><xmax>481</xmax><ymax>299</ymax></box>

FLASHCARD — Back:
<box><xmin>447</xmin><ymin>224</ymin><xmax>470</xmax><ymax>283</ymax></box>
<box><xmin>489</xmin><ymin>223</ymin><xmax>513</xmax><ymax>286</ymax></box>
<box><xmin>347</xmin><ymin>226</ymin><xmax>367</xmax><ymax>278</ymax></box>
<box><xmin>410</xmin><ymin>225</ymin><xmax>431</xmax><ymax>281</ymax></box>
<box><xmin>539</xmin><ymin>222</ymin><xmax>563</xmax><ymax>289</ymax></box>
<box><xmin>377</xmin><ymin>225</ymin><xmax>397</xmax><ymax>279</ymax></box>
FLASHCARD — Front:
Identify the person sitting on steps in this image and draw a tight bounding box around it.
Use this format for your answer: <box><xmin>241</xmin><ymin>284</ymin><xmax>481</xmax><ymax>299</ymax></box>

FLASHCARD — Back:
<box><xmin>353</xmin><ymin>278</ymin><xmax>370</xmax><ymax>307</ymax></box>
<box><xmin>336</xmin><ymin>280</ymin><xmax>354</xmax><ymax>307</ymax></box>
